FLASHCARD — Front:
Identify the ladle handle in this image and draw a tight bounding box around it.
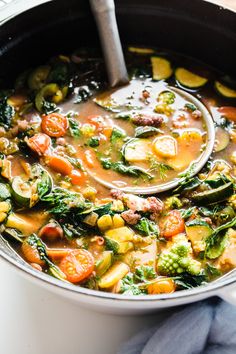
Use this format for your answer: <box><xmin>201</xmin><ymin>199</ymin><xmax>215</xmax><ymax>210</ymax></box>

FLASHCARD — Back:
<box><xmin>90</xmin><ymin>0</ymin><xmax>129</xmax><ymax>87</ymax></box>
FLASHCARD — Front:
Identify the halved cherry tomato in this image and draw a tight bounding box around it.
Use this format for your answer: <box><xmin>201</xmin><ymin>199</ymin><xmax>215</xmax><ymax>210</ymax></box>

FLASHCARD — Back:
<box><xmin>41</xmin><ymin>113</ymin><xmax>68</xmax><ymax>137</ymax></box>
<box><xmin>69</xmin><ymin>169</ymin><xmax>86</xmax><ymax>185</ymax></box>
<box><xmin>47</xmin><ymin>155</ymin><xmax>73</xmax><ymax>175</ymax></box>
<box><xmin>83</xmin><ymin>149</ymin><xmax>98</xmax><ymax>169</ymax></box>
<box><xmin>87</xmin><ymin>115</ymin><xmax>105</xmax><ymax>130</ymax></box>
<box><xmin>147</xmin><ymin>279</ymin><xmax>176</xmax><ymax>294</ymax></box>
<box><xmin>27</xmin><ymin>133</ymin><xmax>51</xmax><ymax>156</ymax></box>
<box><xmin>159</xmin><ymin>210</ymin><xmax>185</xmax><ymax>238</ymax></box>
<box><xmin>59</xmin><ymin>249</ymin><xmax>94</xmax><ymax>283</ymax></box>
<box><xmin>218</xmin><ymin>106</ymin><xmax>236</xmax><ymax>122</ymax></box>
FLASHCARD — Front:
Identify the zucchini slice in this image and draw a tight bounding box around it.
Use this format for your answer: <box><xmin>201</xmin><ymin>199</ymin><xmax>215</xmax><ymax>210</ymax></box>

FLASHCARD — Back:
<box><xmin>215</xmin><ymin>81</ymin><xmax>236</xmax><ymax>99</ymax></box>
<box><xmin>98</xmin><ymin>261</ymin><xmax>129</xmax><ymax>289</ymax></box>
<box><xmin>175</xmin><ymin>68</ymin><xmax>208</xmax><ymax>89</ymax></box>
<box><xmin>185</xmin><ymin>219</ymin><xmax>212</xmax><ymax>253</ymax></box>
<box><xmin>28</xmin><ymin>65</ymin><xmax>51</xmax><ymax>90</ymax></box>
<box><xmin>134</xmin><ymin>126</ymin><xmax>162</xmax><ymax>138</ymax></box>
<box><xmin>11</xmin><ymin>176</ymin><xmax>32</xmax><ymax>207</ymax></box>
<box><xmin>128</xmin><ymin>47</ymin><xmax>155</xmax><ymax>54</ymax></box>
<box><xmin>192</xmin><ymin>182</ymin><xmax>234</xmax><ymax>205</ymax></box>
<box><xmin>11</xmin><ymin>165</ymin><xmax>52</xmax><ymax>207</ymax></box>
<box><xmin>96</xmin><ymin>251</ymin><xmax>113</xmax><ymax>277</ymax></box>
<box><xmin>151</xmin><ymin>57</ymin><xmax>173</xmax><ymax>81</ymax></box>
<box><xmin>123</xmin><ymin>139</ymin><xmax>151</xmax><ymax>162</ymax></box>
<box><xmin>214</xmin><ymin>127</ymin><xmax>230</xmax><ymax>152</ymax></box>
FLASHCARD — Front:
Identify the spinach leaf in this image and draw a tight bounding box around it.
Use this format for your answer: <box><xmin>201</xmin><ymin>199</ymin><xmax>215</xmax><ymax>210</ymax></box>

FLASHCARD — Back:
<box><xmin>41</xmin><ymin>100</ymin><xmax>57</xmax><ymax>114</ymax></box>
<box><xmin>134</xmin><ymin>217</ymin><xmax>159</xmax><ymax>236</ymax></box>
<box><xmin>47</xmin><ymin>62</ymin><xmax>69</xmax><ymax>86</ymax></box>
<box><xmin>110</xmin><ymin>127</ymin><xmax>125</xmax><ymax>144</ymax></box>
<box><xmin>68</xmin><ymin>117</ymin><xmax>81</xmax><ymax>137</ymax></box>
<box><xmin>100</xmin><ymin>158</ymin><xmax>153</xmax><ymax>180</ymax></box>
<box><xmin>40</xmin><ymin>187</ymin><xmax>91</xmax><ymax>215</ymax></box>
<box><xmin>173</xmin><ymin>272</ymin><xmax>207</xmax><ymax>289</ymax></box>
<box><xmin>174</xmin><ymin>164</ymin><xmax>201</xmax><ymax>194</ymax></box>
<box><xmin>205</xmin><ymin>216</ymin><xmax>236</xmax><ymax>259</ymax></box>
<box><xmin>0</xmin><ymin>94</ymin><xmax>15</xmax><ymax>129</ymax></box>
<box><xmin>205</xmin><ymin>263</ymin><xmax>222</xmax><ymax>279</ymax></box>
<box><xmin>88</xmin><ymin>136</ymin><xmax>100</xmax><ymax>147</ymax></box>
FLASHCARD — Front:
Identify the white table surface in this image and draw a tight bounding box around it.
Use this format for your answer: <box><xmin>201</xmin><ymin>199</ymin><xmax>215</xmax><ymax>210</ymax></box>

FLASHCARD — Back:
<box><xmin>0</xmin><ymin>259</ymin><xmax>173</xmax><ymax>354</ymax></box>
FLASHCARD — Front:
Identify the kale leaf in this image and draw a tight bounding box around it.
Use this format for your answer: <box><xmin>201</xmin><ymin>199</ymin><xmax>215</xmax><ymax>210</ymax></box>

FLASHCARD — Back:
<box><xmin>68</xmin><ymin>117</ymin><xmax>81</xmax><ymax>137</ymax></box>
<box><xmin>173</xmin><ymin>272</ymin><xmax>207</xmax><ymax>289</ymax></box>
<box><xmin>0</xmin><ymin>93</ymin><xmax>15</xmax><ymax>129</ymax></box>
<box><xmin>134</xmin><ymin>217</ymin><xmax>159</xmax><ymax>237</ymax></box>
<box><xmin>100</xmin><ymin>158</ymin><xmax>153</xmax><ymax>180</ymax></box>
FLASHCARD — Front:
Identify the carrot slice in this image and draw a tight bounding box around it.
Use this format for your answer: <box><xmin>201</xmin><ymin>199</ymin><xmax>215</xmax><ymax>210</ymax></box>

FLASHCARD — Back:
<box><xmin>218</xmin><ymin>106</ymin><xmax>236</xmax><ymax>122</ymax></box>
<box><xmin>69</xmin><ymin>169</ymin><xmax>86</xmax><ymax>185</ymax></box>
<box><xmin>47</xmin><ymin>155</ymin><xmax>73</xmax><ymax>175</ymax></box>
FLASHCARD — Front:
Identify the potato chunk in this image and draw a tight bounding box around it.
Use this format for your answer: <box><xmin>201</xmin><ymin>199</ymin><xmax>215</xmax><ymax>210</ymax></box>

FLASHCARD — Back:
<box><xmin>153</xmin><ymin>136</ymin><xmax>177</xmax><ymax>158</ymax></box>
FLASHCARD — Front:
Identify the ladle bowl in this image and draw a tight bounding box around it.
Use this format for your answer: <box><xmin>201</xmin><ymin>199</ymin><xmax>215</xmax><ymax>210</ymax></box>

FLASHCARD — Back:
<box><xmin>87</xmin><ymin>86</ymin><xmax>215</xmax><ymax>195</ymax></box>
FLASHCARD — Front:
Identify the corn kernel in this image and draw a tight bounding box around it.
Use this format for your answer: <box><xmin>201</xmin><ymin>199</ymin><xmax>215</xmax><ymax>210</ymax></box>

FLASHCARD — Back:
<box><xmin>0</xmin><ymin>212</ymin><xmax>7</xmax><ymax>223</ymax></box>
<box><xmin>112</xmin><ymin>214</ymin><xmax>125</xmax><ymax>228</ymax></box>
<box><xmin>0</xmin><ymin>201</ymin><xmax>11</xmax><ymax>213</ymax></box>
<box><xmin>82</xmin><ymin>186</ymin><xmax>97</xmax><ymax>201</ymax></box>
<box><xmin>97</xmin><ymin>214</ymin><xmax>113</xmax><ymax>231</ymax></box>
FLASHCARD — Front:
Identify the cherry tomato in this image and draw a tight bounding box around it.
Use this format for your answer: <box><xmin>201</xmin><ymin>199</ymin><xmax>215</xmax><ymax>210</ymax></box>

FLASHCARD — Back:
<box><xmin>59</xmin><ymin>249</ymin><xmax>94</xmax><ymax>283</ymax></box>
<box><xmin>47</xmin><ymin>155</ymin><xmax>73</xmax><ymax>175</ymax></box>
<box><xmin>41</xmin><ymin>113</ymin><xmax>68</xmax><ymax>137</ymax></box>
<box><xmin>218</xmin><ymin>106</ymin><xmax>236</xmax><ymax>122</ymax></box>
<box><xmin>27</xmin><ymin>133</ymin><xmax>51</xmax><ymax>156</ymax></box>
<box><xmin>69</xmin><ymin>169</ymin><xmax>86</xmax><ymax>185</ymax></box>
<box><xmin>147</xmin><ymin>279</ymin><xmax>176</xmax><ymax>294</ymax></box>
<box><xmin>160</xmin><ymin>210</ymin><xmax>185</xmax><ymax>238</ymax></box>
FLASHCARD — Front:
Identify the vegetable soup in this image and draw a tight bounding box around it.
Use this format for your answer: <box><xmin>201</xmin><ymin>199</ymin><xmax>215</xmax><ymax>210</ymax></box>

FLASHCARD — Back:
<box><xmin>0</xmin><ymin>47</ymin><xmax>236</xmax><ymax>295</ymax></box>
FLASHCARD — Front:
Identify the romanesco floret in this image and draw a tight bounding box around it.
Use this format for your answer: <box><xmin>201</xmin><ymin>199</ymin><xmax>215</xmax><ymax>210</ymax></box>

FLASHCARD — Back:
<box><xmin>158</xmin><ymin>240</ymin><xmax>202</xmax><ymax>276</ymax></box>
<box><xmin>164</xmin><ymin>196</ymin><xmax>183</xmax><ymax>210</ymax></box>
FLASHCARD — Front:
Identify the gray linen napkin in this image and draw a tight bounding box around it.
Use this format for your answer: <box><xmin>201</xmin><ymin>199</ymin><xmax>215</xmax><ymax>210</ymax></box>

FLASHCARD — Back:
<box><xmin>118</xmin><ymin>300</ymin><xmax>236</xmax><ymax>354</ymax></box>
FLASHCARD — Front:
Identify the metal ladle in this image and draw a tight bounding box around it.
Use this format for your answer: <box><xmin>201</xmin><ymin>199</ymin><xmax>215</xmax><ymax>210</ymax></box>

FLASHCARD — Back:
<box><xmin>90</xmin><ymin>0</ymin><xmax>129</xmax><ymax>87</ymax></box>
<box><xmin>89</xmin><ymin>0</ymin><xmax>215</xmax><ymax>194</ymax></box>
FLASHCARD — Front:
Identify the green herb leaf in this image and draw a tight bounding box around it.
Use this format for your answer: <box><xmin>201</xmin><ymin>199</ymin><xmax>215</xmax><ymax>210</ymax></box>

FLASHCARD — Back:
<box><xmin>134</xmin><ymin>217</ymin><xmax>159</xmax><ymax>236</ymax></box>
<box><xmin>68</xmin><ymin>117</ymin><xmax>81</xmax><ymax>137</ymax></box>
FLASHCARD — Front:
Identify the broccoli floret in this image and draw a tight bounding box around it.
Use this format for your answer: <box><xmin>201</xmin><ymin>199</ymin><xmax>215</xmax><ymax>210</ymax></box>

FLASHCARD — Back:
<box><xmin>158</xmin><ymin>240</ymin><xmax>202</xmax><ymax>276</ymax></box>
<box><xmin>164</xmin><ymin>196</ymin><xmax>183</xmax><ymax>210</ymax></box>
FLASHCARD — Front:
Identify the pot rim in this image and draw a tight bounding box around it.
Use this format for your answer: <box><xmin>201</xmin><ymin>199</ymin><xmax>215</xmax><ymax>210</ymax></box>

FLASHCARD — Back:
<box><xmin>1</xmin><ymin>247</ymin><xmax>236</xmax><ymax>302</ymax></box>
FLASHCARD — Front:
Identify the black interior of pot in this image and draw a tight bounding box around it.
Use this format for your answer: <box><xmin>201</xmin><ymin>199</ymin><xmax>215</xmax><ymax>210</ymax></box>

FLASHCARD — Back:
<box><xmin>0</xmin><ymin>0</ymin><xmax>236</xmax><ymax>89</ymax></box>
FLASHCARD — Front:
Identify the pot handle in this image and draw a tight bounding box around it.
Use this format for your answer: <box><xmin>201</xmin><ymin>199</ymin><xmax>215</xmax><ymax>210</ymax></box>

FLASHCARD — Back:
<box><xmin>218</xmin><ymin>284</ymin><xmax>236</xmax><ymax>305</ymax></box>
